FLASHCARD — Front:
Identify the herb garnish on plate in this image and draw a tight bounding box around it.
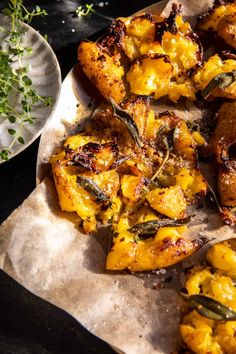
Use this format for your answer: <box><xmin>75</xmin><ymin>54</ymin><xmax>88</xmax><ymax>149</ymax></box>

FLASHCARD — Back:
<box><xmin>0</xmin><ymin>0</ymin><xmax>52</xmax><ymax>161</ymax></box>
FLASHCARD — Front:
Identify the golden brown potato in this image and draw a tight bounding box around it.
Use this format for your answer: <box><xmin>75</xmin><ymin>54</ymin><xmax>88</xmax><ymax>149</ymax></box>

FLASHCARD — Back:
<box><xmin>194</xmin><ymin>55</ymin><xmax>236</xmax><ymax>100</ymax></box>
<box><xmin>78</xmin><ymin>5</ymin><xmax>201</xmax><ymax>103</ymax></box>
<box><xmin>78</xmin><ymin>41</ymin><xmax>126</xmax><ymax>103</ymax></box>
<box><xmin>51</xmin><ymin>106</ymin><xmax>207</xmax><ymax>271</ymax></box>
<box><xmin>106</xmin><ymin>221</ymin><xmax>206</xmax><ymax>271</ymax></box>
<box><xmin>146</xmin><ymin>185</ymin><xmax>187</xmax><ymax>219</ymax></box>
<box><xmin>210</xmin><ymin>101</ymin><xmax>236</xmax><ymax>163</ymax></box>
<box><xmin>197</xmin><ymin>2</ymin><xmax>236</xmax><ymax>32</ymax></box>
<box><xmin>180</xmin><ymin>241</ymin><xmax>236</xmax><ymax>354</ymax></box>
<box><xmin>218</xmin><ymin>168</ymin><xmax>236</xmax><ymax>207</ymax></box>
<box><xmin>218</xmin><ymin>12</ymin><xmax>236</xmax><ymax>49</ymax></box>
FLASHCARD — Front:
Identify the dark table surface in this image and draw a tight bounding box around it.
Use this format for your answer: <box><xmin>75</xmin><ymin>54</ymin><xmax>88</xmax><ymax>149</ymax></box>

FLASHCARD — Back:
<box><xmin>0</xmin><ymin>1</ymin><xmax>157</xmax><ymax>353</ymax></box>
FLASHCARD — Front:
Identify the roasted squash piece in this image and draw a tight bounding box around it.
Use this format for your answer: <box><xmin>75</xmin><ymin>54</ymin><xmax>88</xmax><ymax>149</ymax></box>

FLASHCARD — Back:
<box><xmin>78</xmin><ymin>41</ymin><xmax>126</xmax><ymax>103</ymax></box>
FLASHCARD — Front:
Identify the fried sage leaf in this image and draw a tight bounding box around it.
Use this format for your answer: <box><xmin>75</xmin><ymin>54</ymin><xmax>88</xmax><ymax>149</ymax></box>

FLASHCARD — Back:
<box><xmin>110</xmin><ymin>98</ymin><xmax>142</xmax><ymax>148</ymax></box>
<box><xmin>76</xmin><ymin>176</ymin><xmax>110</xmax><ymax>204</ymax></box>
<box><xmin>181</xmin><ymin>293</ymin><xmax>236</xmax><ymax>321</ymax></box>
<box><xmin>202</xmin><ymin>70</ymin><xmax>236</xmax><ymax>99</ymax></box>
<box><xmin>128</xmin><ymin>215</ymin><xmax>192</xmax><ymax>238</ymax></box>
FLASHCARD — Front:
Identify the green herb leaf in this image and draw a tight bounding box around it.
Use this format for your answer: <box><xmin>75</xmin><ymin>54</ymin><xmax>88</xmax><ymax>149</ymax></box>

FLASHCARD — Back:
<box><xmin>8</xmin><ymin>115</ymin><xmax>16</xmax><ymax>123</ymax></box>
<box><xmin>76</xmin><ymin>3</ymin><xmax>95</xmax><ymax>17</ymax></box>
<box><xmin>0</xmin><ymin>149</ymin><xmax>10</xmax><ymax>160</ymax></box>
<box><xmin>8</xmin><ymin>128</ymin><xmax>16</xmax><ymax>135</ymax></box>
<box><xmin>76</xmin><ymin>175</ymin><xmax>110</xmax><ymax>205</ymax></box>
<box><xmin>18</xmin><ymin>136</ymin><xmax>25</xmax><ymax>144</ymax></box>
<box><xmin>128</xmin><ymin>216</ymin><xmax>192</xmax><ymax>238</ymax></box>
<box><xmin>181</xmin><ymin>293</ymin><xmax>236</xmax><ymax>321</ymax></box>
<box><xmin>202</xmin><ymin>70</ymin><xmax>236</xmax><ymax>99</ymax></box>
<box><xmin>22</xmin><ymin>75</ymin><xmax>32</xmax><ymax>86</ymax></box>
<box><xmin>0</xmin><ymin>1</ymin><xmax>51</xmax><ymax>161</ymax></box>
<box><xmin>110</xmin><ymin>98</ymin><xmax>142</xmax><ymax>149</ymax></box>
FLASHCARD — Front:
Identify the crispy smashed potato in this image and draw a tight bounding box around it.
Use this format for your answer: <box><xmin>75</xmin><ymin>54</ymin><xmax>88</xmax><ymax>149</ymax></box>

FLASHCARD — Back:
<box><xmin>78</xmin><ymin>41</ymin><xmax>126</xmax><ymax>103</ymax></box>
<box><xmin>194</xmin><ymin>54</ymin><xmax>236</xmax><ymax>99</ymax></box>
<box><xmin>180</xmin><ymin>240</ymin><xmax>236</xmax><ymax>354</ymax></box>
<box><xmin>218</xmin><ymin>12</ymin><xmax>236</xmax><ymax>49</ymax></box>
<box><xmin>210</xmin><ymin>101</ymin><xmax>236</xmax><ymax>163</ymax></box>
<box><xmin>209</xmin><ymin>102</ymin><xmax>236</xmax><ymax>224</ymax></box>
<box><xmin>106</xmin><ymin>221</ymin><xmax>205</xmax><ymax>272</ymax></box>
<box><xmin>78</xmin><ymin>4</ymin><xmax>201</xmax><ymax>103</ymax></box>
<box><xmin>198</xmin><ymin>1</ymin><xmax>236</xmax><ymax>49</ymax></box>
<box><xmin>51</xmin><ymin>98</ymin><xmax>207</xmax><ymax>271</ymax></box>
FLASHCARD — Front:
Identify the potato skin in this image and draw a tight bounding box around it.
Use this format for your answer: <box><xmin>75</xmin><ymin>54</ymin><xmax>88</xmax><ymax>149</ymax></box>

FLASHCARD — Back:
<box><xmin>210</xmin><ymin>101</ymin><xmax>236</xmax><ymax>163</ymax></box>
<box><xmin>218</xmin><ymin>168</ymin><xmax>236</xmax><ymax>207</ymax></box>
<box><xmin>218</xmin><ymin>13</ymin><xmax>236</xmax><ymax>49</ymax></box>
<box><xmin>78</xmin><ymin>41</ymin><xmax>126</xmax><ymax>103</ymax></box>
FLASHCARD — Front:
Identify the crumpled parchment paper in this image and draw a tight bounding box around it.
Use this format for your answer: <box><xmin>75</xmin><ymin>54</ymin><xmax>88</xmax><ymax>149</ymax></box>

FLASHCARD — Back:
<box><xmin>1</xmin><ymin>1</ymin><xmax>235</xmax><ymax>353</ymax></box>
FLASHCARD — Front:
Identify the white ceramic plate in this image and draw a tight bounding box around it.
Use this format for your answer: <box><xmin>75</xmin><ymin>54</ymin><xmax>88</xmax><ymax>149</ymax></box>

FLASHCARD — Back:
<box><xmin>0</xmin><ymin>14</ymin><xmax>61</xmax><ymax>164</ymax></box>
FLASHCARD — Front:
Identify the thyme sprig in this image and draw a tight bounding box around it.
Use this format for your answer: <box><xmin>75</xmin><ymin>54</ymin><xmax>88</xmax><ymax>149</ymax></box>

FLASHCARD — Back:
<box><xmin>76</xmin><ymin>4</ymin><xmax>95</xmax><ymax>17</ymax></box>
<box><xmin>0</xmin><ymin>0</ymin><xmax>51</xmax><ymax>161</ymax></box>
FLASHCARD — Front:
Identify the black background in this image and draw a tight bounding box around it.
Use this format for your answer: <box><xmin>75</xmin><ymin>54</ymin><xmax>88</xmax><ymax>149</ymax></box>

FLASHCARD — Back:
<box><xmin>0</xmin><ymin>1</ymin><xmax>156</xmax><ymax>353</ymax></box>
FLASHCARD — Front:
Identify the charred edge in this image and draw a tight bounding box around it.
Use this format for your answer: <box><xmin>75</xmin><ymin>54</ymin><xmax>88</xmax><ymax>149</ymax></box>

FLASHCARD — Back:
<box><xmin>133</xmin><ymin>13</ymin><xmax>157</xmax><ymax>23</ymax></box>
<box><xmin>220</xmin><ymin>206</ymin><xmax>236</xmax><ymax>225</ymax></box>
<box><xmin>220</xmin><ymin>141</ymin><xmax>236</xmax><ymax>165</ymax></box>
<box><xmin>155</xmin><ymin>3</ymin><xmax>183</xmax><ymax>42</ymax></box>
<box><xmin>222</xmin><ymin>50</ymin><xmax>236</xmax><ymax>60</ymax></box>
<box><xmin>100</xmin><ymin>19</ymin><xmax>126</xmax><ymax>51</ymax></box>
<box><xmin>131</xmin><ymin>53</ymin><xmax>171</xmax><ymax>66</ymax></box>
<box><xmin>197</xmin><ymin>0</ymin><xmax>233</xmax><ymax>27</ymax></box>
<box><xmin>158</xmin><ymin>110</ymin><xmax>176</xmax><ymax>118</ymax></box>
<box><xmin>70</xmin><ymin>153</ymin><xmax>100</xmax><ymax>173</ymax></box>
<box><xmin>82</xmin><ymin>142</ymin><xmax>119</xmax><ymax>155</ymax></box>
<box><xmin>186</xmin><ymin>32</ymin><xmax>203</xmax><ymax>63</ymax></box>
<box><xmin>192</xmin><ymin>237</ymin><xmax>209</xmax><ymax>249</ymax></box>
<box><xmin>121</xmin><ymin>95</ymin><xmax>152</xmax><ymax>106</ymax></box>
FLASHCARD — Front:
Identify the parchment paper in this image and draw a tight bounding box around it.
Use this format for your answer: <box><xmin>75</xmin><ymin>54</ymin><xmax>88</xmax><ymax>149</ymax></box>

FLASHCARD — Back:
<box><xmin>1</xmin><ymin>1</ymin><xmax>235</xmax><ymax>353</ymax></box>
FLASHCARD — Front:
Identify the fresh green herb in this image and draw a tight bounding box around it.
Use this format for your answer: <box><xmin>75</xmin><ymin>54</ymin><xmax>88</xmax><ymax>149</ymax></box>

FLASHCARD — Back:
<box><xmin>202</xmin><ymin>70</ymin><xmax>236</xmax><ymax>99</ymax></box>
<box><xmin>0</xmin><ymin>0</ymin><xmax>50</xmax><ymax>161</ymax></box>
<box><xmin>128</xmin><ymin>216</ymin><xmax>192</xmax><ymax>239</ymax></box>
<box><xmin>181</xmin><ymin>292</ymin><xmax>236</xmax><ymax>321</ymax></box>
<box><xmin>110</xmin><ymin>98</ymin><xmax>142</xmax><ymax>149</ymax></box>
<box><xmin>76</xmin><ymin>4</ymin><xmax>95</xmax><ymax>17</ymax></box>
<box><xmin>76</xmin><ymin>175</ymin><xmax>110</xmax><ymax>205</ymax></box>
